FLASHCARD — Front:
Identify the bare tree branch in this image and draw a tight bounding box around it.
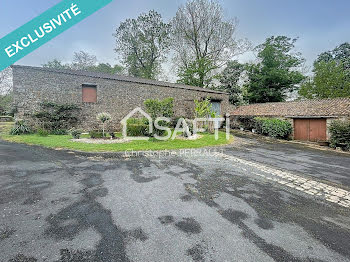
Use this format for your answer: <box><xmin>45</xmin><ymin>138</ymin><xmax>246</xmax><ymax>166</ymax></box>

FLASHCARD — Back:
<box><xmin>172</xmin><ymin>0</ymin><xmax>251</xmax><ymax>87</ymax></box>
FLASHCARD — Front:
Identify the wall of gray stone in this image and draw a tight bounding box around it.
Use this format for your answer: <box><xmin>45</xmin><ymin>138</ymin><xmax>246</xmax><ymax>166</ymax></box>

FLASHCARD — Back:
<box><xmin>13</xmin><ymin>66</ymin><xmax>233</xmax><ymax>131</ymax></box>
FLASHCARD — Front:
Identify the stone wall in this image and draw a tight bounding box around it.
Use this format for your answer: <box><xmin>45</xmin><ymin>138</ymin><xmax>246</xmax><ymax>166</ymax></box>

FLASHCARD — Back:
<box><xmin>12</xmin><ymin>66</ymin><xmax>232</xmax><ymax>131</ymax></box>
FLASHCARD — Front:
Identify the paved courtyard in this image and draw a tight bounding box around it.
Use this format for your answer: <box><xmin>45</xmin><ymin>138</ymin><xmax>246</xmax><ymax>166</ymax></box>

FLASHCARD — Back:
<box><xmin>1</xmin><ymin>137</ymin><xmax>350</xmax><ymax>262</ymax></box>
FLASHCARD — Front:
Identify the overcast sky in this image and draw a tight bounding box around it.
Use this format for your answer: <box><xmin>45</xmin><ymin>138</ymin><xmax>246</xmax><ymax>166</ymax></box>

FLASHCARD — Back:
<box><xmin>1</xmin><ymin>0</ymin><xmax>349</xmax><ymax>78</ymax></box>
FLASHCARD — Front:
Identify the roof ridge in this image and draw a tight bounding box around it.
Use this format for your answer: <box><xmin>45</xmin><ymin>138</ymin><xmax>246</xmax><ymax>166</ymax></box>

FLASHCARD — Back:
<box><xmin>231</xmin><ymin>98</ymin><xmax>350</xmax><ymax>117</ymax></box>
<box><xmin>238</xmin><ymin>97</ymin><xmax>350</xmax><ymax>107</ymax></box>
<box><xmin>11</xmin><ymin>65</ymin><xmax>228</xmax><ymax>95</ymax></box>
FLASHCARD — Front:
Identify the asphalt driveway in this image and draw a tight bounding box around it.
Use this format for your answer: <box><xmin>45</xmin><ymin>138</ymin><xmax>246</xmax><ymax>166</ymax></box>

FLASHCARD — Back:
<box><xmin>1</xmin><ymin>137</ymin><xmax>350</xmax><ymax>262</ymax></box>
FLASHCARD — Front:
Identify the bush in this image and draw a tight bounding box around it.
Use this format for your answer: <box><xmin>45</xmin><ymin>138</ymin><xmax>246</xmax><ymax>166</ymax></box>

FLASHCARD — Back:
<box><xmin>126</xmin><ymin>118</ymin><xmax>149</xmax><ymax>137</ymax></box>
<box><xmin>236</xmin><ymin>116</ymin><xmax>256</xmax><ymax>130</ymax></box>
<box><xmin>194</xmin><ymin>98</ymin><xmax>215</xmax><ymax>118</ymax></box>
<box><xmin>10</xmin><ymin>119</ymin><xmax>32</xmax><ymax>135</ymax></box>
<box><xmin>171</xmin><ymin>116</ymin><xmax>186</xmax><ymax>128</ymax></box>
<box><xmin>144</xmin><ymin>97</ymin><xmax>174</xmax><ymax>119</ymax></box>
<box><xmin>255</xmin><ymin>117</ymin><xmax>292</xmax><ymax>139</ymax></box>
<box><xmin>329</xmin><ymin>121</ymin><xmax>350</xmax><ymax>150</ymax></box>
<box><xmin>50</xmin><ymin>129</ymin><xmax>68</xmax><ymax>135</ymax></box>
<box><xmin>37</xmin><ymin>128</ymin><xmax>49</xmax><ymax>137</ymax></box>
<box><xmin>89</xmin><ymin>130</ymin><xmax>104</xmax><ymax>139</ymax></box>
<box><xmin>71</xmin><ymin>129</ymin><xmax>82</xmax><ymax>139</ymax></box>
<box><xmin>33</xmin><ymin>102</ymin><xmax>80</xmax><ymax>132</ymax></box>
<box><xmin>254</xmin><ymin>117</ymin><xmax>266</xmax><ymax>134</ymax></box>
<box><xmin>0</xmin><ymin>94</ymin><xmax>13</xmax><ymax>116</ymax></box>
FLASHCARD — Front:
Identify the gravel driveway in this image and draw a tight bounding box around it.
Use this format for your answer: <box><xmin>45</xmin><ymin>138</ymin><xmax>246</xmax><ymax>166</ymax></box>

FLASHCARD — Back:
<box><xmin>1</xmin><ymin>137</ymin><xmax>350</xmax><ymax>262</ymax></box>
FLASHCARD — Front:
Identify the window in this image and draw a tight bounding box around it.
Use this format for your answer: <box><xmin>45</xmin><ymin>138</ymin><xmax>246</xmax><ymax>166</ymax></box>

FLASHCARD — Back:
<box><xmin>82</xmin><ymin>84</ymin><xmax>97</xmax><ymax>103</ymax></box>
<box><xmin>211</xmin><ymin>101</ymin><xmax>221</xmax><ymax>116</ymax></box>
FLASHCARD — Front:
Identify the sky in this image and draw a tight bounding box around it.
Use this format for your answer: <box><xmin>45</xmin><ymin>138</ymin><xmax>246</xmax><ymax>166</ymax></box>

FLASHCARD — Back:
<box><xmin>1</xmin><ymin>0</ymin><xmax>349</xmax><ymax>79</ymax></box>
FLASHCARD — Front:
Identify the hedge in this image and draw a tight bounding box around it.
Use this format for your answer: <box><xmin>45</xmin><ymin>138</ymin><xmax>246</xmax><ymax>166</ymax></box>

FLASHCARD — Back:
<box><xmin>126</xmin><ymin>118</ymin><xmax>149</xmax><ymax>137</ymax></box>
<box><xmin>254</xmin><ymin>117</ymin><xmax>292</xmax><ymax>139</ymax></box>
<box><xmin>329</xmin><ymin>120</ymin><xmax>350</xmax><ymax>150</ymax></box>
<box><xmin>89</xmin><ymin>130</ymin><xmax>104</xmax><ymax>139</ymax></box>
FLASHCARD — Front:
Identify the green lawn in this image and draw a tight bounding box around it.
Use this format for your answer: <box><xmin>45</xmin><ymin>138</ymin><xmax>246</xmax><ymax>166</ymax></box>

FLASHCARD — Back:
<box><xmin>0</xmin><ymin>131</ymin><xmax>233</xmax><ymax>152</ymax></box>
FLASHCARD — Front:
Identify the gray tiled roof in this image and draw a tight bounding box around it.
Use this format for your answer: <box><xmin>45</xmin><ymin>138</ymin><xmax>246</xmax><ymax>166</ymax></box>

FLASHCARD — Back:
<box><xmin>231</xmin><ymin>98</ymin><xmax>350</xmax><ymax>117</ymax></box>
<box><xmin>11</xmin><ymin>65</ymin><xmax>227</xmax><ymax>95</ymax></box>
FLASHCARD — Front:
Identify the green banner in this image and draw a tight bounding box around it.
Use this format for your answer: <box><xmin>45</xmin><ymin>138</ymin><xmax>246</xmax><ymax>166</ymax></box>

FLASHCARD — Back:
<box><xmin>0</xmin><ymin>0</ymin><xmax>113</xmax><ymax>71</ymax></box>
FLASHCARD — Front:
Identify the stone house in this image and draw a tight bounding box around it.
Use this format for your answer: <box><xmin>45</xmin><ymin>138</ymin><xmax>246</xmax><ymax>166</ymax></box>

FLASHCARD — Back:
<box><xmin>231</xmin><ymin>98</ymin><xmax>350</xmax><ymax>141</ymax></box>
<box><xmin>11</xmin><ymin>65</ymin><xmax>232</xmax><ymax>130</ymax></box>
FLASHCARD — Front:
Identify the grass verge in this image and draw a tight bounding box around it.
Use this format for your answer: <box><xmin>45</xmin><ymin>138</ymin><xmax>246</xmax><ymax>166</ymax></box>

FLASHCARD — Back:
<box><xmin>0</xmin><ymin>131</ymin><xmax>233</xmax><ymax>152</ymax></box>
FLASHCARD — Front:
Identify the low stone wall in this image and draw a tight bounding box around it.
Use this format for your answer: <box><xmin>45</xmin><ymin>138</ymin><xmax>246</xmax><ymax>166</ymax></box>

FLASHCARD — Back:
<box><xmin>0</xmin><ymin>116</ymin><xmax>14</xmax><ymax>122</ymax></box>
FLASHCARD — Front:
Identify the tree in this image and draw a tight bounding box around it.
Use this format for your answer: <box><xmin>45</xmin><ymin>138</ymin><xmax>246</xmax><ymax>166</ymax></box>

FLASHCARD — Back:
<box><xmin>299</xmin><ymin>42</ymin><xmax>350</xmax><ymax>99</ymax></box>
<box><xmin>194</xmin><ymin>98</ymin><xmax>215</xmax><ymax>118</ymax></box>
<box><xmin>114</xmin><ymin>10</ymin><xmax>171</xmax><ymax>79</ymax></box>
<box><xmin>0</xmin><ymin>68</ymin><xmax>13</xmax><ymax>115</ymax></box>
<box><xmin>177</xmin><ymin>57</ymin><xmax>218</xmax><ymax>87</ymax></box>
<box><xmin>71</xmin><ymin>51</ymin><xmax>97</xmax><ymax>70</ymax></box>
<box><xmin>316</xmin><ymin>42</ymin><xmax>350</xmax><ymax>71</ymax></box>
<box><xmin>97</xmin><ymin>112</ymin><xmax>112</xmax><ymax>137</ymax></box>
<box><xmin>299</xmin><ymin>61</ymin><xmax>350</xmax><ymax>99</ymax></box>
<box><xmin>218</xmin><ymin>60</ymin><xmax>246</xmax><ymax>105</ymax></box>
<box><xmin>172</xmin><ymin>0</ymin><xmax>249</xmax><ymax>88</ymax></box>
<box><xmin>88</xmin><ymin>63</ymin><xmax>124</xmax><ymax>75</ymax></box>
<box><xmin>42</xmin><ymin>54</ymin><xmax>124</xmax><ymax>74</ymax></box>
<box><xmin>245</xmin><ymin>36</ymin><xmax>305</xmax><ymax>103</ymax></box>
<box><xmin>42</xmin><ymin>59</ymin><xmax>69</xmax><ymax>69</ymax></box>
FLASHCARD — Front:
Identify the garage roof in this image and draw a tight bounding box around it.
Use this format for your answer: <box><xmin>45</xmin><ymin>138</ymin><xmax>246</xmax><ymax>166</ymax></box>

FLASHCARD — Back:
<box><xmin>231</xmin><ymin>98</ymin><xmax>350</xmax><ymax>117</ymax></box>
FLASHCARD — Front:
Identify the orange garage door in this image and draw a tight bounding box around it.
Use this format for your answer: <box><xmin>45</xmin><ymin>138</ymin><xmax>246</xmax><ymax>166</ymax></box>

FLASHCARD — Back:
<box><xmin>294</xmin><ymin>119</ymin><xmax>327</xmax><ymax>142</ymax></box>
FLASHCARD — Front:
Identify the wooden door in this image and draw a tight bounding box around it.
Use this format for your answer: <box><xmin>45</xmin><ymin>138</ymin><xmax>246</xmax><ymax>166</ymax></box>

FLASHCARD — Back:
<box><xmin>309</xmin><ymin>119</ymin><xmax>327</xmax><ymax>141</ymax></box>
<box><xmin>294</xmin><ymin>119</ymin><xmax>309</xmax><ymax>141</ymax></box>
<box><xmin>293</xmin><ymin>118</ymin><xmax>327</xmax><ymax>141</ymax></box>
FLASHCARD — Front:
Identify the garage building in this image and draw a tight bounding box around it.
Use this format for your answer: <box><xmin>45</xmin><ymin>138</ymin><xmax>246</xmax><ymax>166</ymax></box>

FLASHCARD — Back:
<box><xmin>231</xmin><ymin>98</ymin><xmax>350</xmax><ymax>142</ymax></box>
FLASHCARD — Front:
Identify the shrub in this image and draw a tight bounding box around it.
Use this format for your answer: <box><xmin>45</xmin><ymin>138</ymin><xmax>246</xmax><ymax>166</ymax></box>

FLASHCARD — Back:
<box><xmin>89</xmin><ymin>130</ymin><xmax>104</xmax><ymax>139</ymax></box>
<box><xmin>329</xmin><ymin>121</ymin><xmax>350</xmax><ymax>150</ymax></box>
<box><xmin>10</xmin><ymin>119</ymin><xmax>32</xmax><ymax>135</ymax></box>
<box><xmin>50</xmin><ymin>129</ymin><xmax>68</xmax><ymax>135</ymax></box>
<box><xmin>71</xmin><ymin>129</ymin><xmax>82</xmax><ymax>139</ymax></box>
<box><xmin>126</xmin><ymin>118</ymin><xmax>149</xmax><ymax>137</ymax></box>
<box><xmin>144</xmin><ymin>97</ymin><xmax>174</xmax><ymax>119</ymax></box>
<box><xmin>194</xmin><ymin>98</ymin><xmax>212</xmax><ymax>118</ymax></box>
<box><xmin>144</xmin><ymin>97</ymin><xmax>174</xmax><ymax>137</ymax></box>
<box><xmin>171</xmin><ymin>116</ymin><xmax>186</xmax><ymax>128</ymax></box>
<box><xmin>0</xmin><ymin>94</ymin><xmax>13</xmax><ymax>116</ymax></box>
<box><xmin>254</xmin><ymin>117</ymin><xmax>267</xmax><ymax>134</ymax></box>
<box><xmin>235</xmin><ymin>116</ymin><xmax>256</xmax><ymax>130</ymax></box>
<box><xmin>37</xmin><ymin>128</ymin><xmax>49</xmax><ymax>137</ymax></box>
<box><xmin>254</xmin><ymin>117</ymin><xmax>292</xmax><ymax>139</ymax></box>
<box><xmin>33</xmin><ymin>102</ymin><xmax>80</xmax><ymax>132</ymax></box>
<box><xmin>97</xmin><ymin>112</ymin><xmax>112</xmax><ymax>137</ymax></box>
